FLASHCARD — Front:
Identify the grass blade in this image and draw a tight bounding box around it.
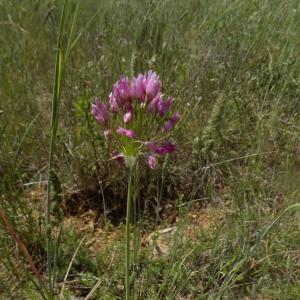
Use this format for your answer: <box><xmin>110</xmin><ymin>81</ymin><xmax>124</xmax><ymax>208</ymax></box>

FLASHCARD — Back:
<box><xmin>46</xmin><ymin>0</ymin><xmax>67</xmax><ymax>297</ymax></box>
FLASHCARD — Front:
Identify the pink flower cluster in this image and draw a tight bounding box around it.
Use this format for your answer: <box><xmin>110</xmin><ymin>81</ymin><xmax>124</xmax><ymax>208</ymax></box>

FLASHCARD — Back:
<box><xmin>91</xmin><ymin>71</ymin><xmax>181</xmax><ymax>169</ymax></box>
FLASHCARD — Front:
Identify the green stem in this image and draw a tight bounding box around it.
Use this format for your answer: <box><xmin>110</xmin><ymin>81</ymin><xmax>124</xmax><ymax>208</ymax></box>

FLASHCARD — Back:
<box><xmin>132</xmin><ymin>161</ymin><xmax>141</xmax><ymax>300</ymax></box>
<box><xmin>126</xmin><ymin>166</ymin><xmax>134</xmax><ymax>300</ymax></box>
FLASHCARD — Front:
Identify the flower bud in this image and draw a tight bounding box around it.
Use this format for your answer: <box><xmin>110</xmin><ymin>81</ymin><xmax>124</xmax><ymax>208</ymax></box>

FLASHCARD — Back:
<box><xmin>163</xmin><ymin>112</ymin><xmax>181</xmax><ymax>132</ymax></box>
<box><xmin>144</xmin><ymin>70</ymin><xmax>161</xmax><ymax>100</ymax></box>
<box><xmin>157</xmin><ymin>96</ymin><xmax>173</xmax><ymax>116</ymax></box>
<box><xmin>123</xmin><ymin>110</ymin><xmax>133</xmax><ymax>124</ymax></box>
<box><xmin>117</xmin><ymin>76</ymin><xmax>131</xmax><ymax>102</ymax></box>
<box><xmin>155</xmin><ymin>141</ymin><xmax>176</xmax><ymax>155</ymax></box>
<box><xmin>147</xmin><ymin>94</ymin><xmax>162</xmax><ymax>113</ymax></box>
<box><xmin>145</xmin><ymin>141</ymin><xmax>176</xmax><ymax>156</ymax></box>
<box><xmin>91</xmin><ymin>99</ymin><xmax>108</xmax><ymax>124</ymax></box>
<box><xmin>130</xmin><ymin>74</ymin><xmax>145</xmax><ymax>101</ymax></box>
<box><xmin>116</xmin><ymin>127</ymin><xmax>137</xmax><ymax>138</ymax></box>
<box><xmin>147</xmin><ymin>155</ymin><xmax>157</xmax><ymax>169</ymax></box>
<box><xmin>109</xmin><ymin>86</ymin><xmax>121</xmax><ymax>112</ymax></box>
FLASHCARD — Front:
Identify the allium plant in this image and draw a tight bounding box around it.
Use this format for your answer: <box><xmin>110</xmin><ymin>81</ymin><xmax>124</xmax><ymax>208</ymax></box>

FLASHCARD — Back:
<box><xmin>91</xmin><ymin>70</ymin><xmax>180</xmax><ymax>300</ymax></box>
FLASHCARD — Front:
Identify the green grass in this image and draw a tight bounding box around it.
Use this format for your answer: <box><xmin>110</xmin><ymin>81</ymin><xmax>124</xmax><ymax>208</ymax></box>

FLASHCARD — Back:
<box><xmin>1</xmin><ymin>0</ymin><xmax>300</xmax><ymax>299</ymax></box>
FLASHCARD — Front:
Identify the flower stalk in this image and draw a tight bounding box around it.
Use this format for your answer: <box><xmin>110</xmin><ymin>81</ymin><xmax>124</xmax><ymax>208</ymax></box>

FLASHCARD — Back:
<box><xmin>125</xmin><ymin>165</ymin><xmax>134</xmax><ymax>300</ymax></box>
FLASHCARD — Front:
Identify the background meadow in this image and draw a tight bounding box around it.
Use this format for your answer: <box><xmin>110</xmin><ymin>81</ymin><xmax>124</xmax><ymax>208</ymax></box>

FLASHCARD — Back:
<box><xmin>1</xmin><ymin>0</ymin><xmax>300</xmax><ymax>299</ymax></box>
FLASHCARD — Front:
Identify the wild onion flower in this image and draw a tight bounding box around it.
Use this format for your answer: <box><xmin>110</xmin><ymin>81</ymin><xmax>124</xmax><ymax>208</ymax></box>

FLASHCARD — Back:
<box><xmin>91</xmin><ymin>99</ymin><xmax>108</xmax><ymax>124</ymax></box>
<box><xmin>118</xmin><ymin>76</ymin><xmax>131</xmax><ymax>101</ymax></box>
<box><xmin>146</xmin><ymin>141</ymin><xmax>176</xmax><ymax>155</ymax></box>
<box><xmin>130</xmin><ymin>74</ymin><xmax>145</xmax><ymax>100</ymax></box>
<box><xmin>163</xmin><ymin>111</ymin><xmax>181</xmax><ymax>132</ymax></box>
<box><xmin>123</xmin><ymin>104</ymin><xmax>133</xmax><ymax>124</ymax></box>
<box><xmin>91</xmin><ymin>70</ymin><xmax>180</xmax><ymax>168</ymax></box>
<box><xmin>109</xmin><ymin>87</ymin><xmax>121</xmax><ymax>112</ymax></box>
<box><xmin>147</xmin><ymin>93</ymin><xmax>162</xmax><ymax>113</ymax></box>
<box><xmin>91</xmin><ymin>71</ymin><xmax>181</xmax><ymax>300</ymax></box>
<box><xmin>144</xmin><ymin>70</ymin><xmax>161</xmax><ymax>100</ymax></box>
<box><xmin>157</xmin><ymin>96</ymin><xmax>173</xmax><ymax>116</ymax></box>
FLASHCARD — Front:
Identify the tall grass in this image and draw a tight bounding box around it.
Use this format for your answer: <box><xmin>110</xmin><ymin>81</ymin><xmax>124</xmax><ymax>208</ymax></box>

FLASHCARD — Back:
<box><xmin>46</xmin><ymin>1</ymin><xmax>66</xmax><ymax>297</ymax></box>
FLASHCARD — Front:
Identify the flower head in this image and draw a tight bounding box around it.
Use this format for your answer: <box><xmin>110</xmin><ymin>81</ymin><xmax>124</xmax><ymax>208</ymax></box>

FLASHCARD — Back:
<box><xmin>91</xmin><ymin>99</ymin><xmax>108</xmax><ymax>124</ymax></box>
<box><xmin>91</xmin><ymin>71</ymin><xmax>180</xmax><ymax>170</ymax></box>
